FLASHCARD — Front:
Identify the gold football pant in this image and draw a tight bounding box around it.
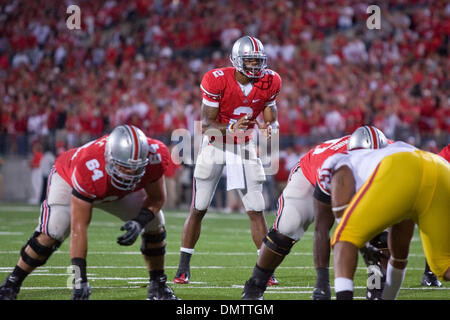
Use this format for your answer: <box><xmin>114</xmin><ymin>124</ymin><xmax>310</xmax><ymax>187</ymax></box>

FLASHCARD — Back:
<box><xmin>331</xmin><ymin>150</ymin><xmax>450</xmax><ymax>280</ymax></box>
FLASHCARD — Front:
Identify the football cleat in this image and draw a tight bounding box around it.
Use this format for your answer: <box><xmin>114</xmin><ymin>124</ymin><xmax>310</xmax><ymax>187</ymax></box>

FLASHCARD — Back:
<box><xmin>241</xmin><ymin>278</ymin><xmax>266</xmax><ymax>300</ymax></box>
<box><xmin>366</xmin><ymin>287</ymin><xmax>383</xmax><ymax>300</ymax></box>
<box><xmin>267</xmin><ymin>275</ymin><xmax>279</xmax><ymax>286</ymax></box>
<box><xmin>173</xmin><ymin>272</ymin><xmax>190</xmax><ymax>284</ymax></box>
<box><xmin>421</xmin><ymin>272</ymin><xmax>442</xmax><ymax>287</ymax></box>
<box><xmin>147</xmin><ymin>275</ymin><xmax>180</xmax><ymax>300</ymax></box>
<box><xmin>0</xmin><ymin>275</ymin><xmax>20</xmax><ymax>300</ymax></box>
<box><xmin>366</xmin><ymin>263</ymin><xmax>386</xmax><ymax>300</ymax></box>
<box><xmin>312</xmin><ymin>285</ymin><xmax>331</xmax><ymax>300</ymax></box>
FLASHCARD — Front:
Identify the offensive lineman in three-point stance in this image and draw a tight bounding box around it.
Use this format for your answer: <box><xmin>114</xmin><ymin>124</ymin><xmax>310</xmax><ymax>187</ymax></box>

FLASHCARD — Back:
<box><xmin>0</xmin><ymin>125</ymin><xmax>178</xmax><ymax>300</ymax></box>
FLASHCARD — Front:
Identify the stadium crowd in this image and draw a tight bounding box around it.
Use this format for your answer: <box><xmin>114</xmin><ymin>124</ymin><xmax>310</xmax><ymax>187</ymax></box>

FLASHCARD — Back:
<box><xmin>0</xmin><ymin>0</ymin><xmax>449</xmax><ymax>207</ymax></box>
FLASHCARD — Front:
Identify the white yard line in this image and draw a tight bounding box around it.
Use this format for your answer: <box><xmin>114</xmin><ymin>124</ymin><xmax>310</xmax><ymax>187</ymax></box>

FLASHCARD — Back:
<box><xmin>0</xmin><ymin>265</ymin><xmax>434</xmax><ymax>271</ymax></box>
<box><xmin>18</xmin><ymin>283</ymin><xmax>449</xmax><ymax>292</ymax></box>
<box><xmin>0</xmin><ymin>250</ymin><xmax>427</xmax><ymax>258</ymax></box>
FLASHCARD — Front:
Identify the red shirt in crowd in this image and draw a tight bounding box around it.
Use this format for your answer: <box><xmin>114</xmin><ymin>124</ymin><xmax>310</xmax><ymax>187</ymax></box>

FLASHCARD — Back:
<box><xmin>30</xmin><ymin>150</ymin><xmax>43</xmax><ymax>169</ymax></box>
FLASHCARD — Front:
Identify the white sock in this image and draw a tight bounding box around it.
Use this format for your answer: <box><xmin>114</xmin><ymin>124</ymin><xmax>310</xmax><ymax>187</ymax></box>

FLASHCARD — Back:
<box><xmin>381</xmin><ymin>262</ymin><xmax>406</xmax><ymax>300</ymax></box>
<box><xmin>257</xmin><ymin>249</ymin><xmax>261</xmax><ymax>256</ymax></box>
<box><xmin>180</xmin><ymin>247</ymin><xmax>194</xmax><ymax>255</ymax></box>
<box><xmin>334</xmin><ymin>277</ymin><xmax>354</xmax><ymax>293</ymax></box>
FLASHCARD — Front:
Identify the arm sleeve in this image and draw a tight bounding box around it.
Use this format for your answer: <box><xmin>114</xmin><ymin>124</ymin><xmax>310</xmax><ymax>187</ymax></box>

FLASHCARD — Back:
<box><xmin>200</xmin><ymin>70</ymin><xmax>223</xmax><ymax>107</ymax></box>
<box><xmin>265</xmin><ymin>71</ymin><xmax>281</xmax><ymax>107</ymax></box>
<box><xmin>158</xmin><ymin>143</ymin><xmax>170</xmax><ymax>176</ymax></box>
<box><xmin>71</xmin><ymin>167</ymin><xmax>97</xmax><ymax>201</ymax></box>
<box><xmin>147</xmin><ymin>141</ymin><xmax>170</xmax><ymax>183</ymax></box>
<box><xmin>71</xmin><ymin>188</ymin><xmax>95</xmax><ymax>203</ymax></box>
<box><xmin>313</xmin><ymin>183</ymin><xmax>331</xmax><ymax>204</ymax></box>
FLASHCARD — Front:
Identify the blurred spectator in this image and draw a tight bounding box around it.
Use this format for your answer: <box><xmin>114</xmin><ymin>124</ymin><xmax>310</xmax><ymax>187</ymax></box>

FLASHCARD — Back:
<box><xmin>28</xmin><ymin>142</ymin><xmax>43</xmax><ymax>205</ymax></box>
<box><xmin>39</xmin><ymin>144</ymin><xmax>56</xmax><ymax>203</ymax></box>
<box><xmin>0</xmin><ymin>155</ymin><xmax>4</xmax><ymax>200</ymax></box>
<box><xmin>164</xmin><ymin>144</ymin><xmax>182</xmax><ymax>209</ymax></box>
<box><xmin>0</xmin><ymin>0</ymin><xmax>448</xmax><ymax>208</ymax></box>
<box><xmin>273</xmin><ymin>152</ymin><xmax>290</xmax><ymax>201</ymax></box>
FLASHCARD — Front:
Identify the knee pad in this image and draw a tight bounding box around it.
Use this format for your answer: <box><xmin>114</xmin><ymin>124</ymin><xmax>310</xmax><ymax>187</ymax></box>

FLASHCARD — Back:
<box><xmin>241</xmin><ymin>191</ymin><xmax>265</xmax><ymax>212</ymax></box>
<box><xmin>263</xmin><ymin>228</ymin><xmax>296</xmax><ymax>256</ymax></box>
<box><xmin>21</xmin><ymin>232</ymin><xmax>60</xmax><ymax>268</ymax></box>
<box><xmin>140</xmin><ymin>228</ymin><xmax>167</xmax><ymax>257</ymax></box>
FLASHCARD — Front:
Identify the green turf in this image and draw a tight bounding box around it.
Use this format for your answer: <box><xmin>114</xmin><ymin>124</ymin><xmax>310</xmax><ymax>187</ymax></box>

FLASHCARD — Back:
<box><xmin>0</xmin><ymin>203</ymin><xmax>448</xmax><ymax>300</ymax></box>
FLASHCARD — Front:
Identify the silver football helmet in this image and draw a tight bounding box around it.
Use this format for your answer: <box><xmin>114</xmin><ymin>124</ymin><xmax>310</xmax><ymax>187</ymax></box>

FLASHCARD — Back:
<box><xmin>348</xmin><ymin>125</ymin><xmax>388</xmax><ymax>150</ymax></box>
<box><xmin>230</xmin><ymin>35</ymin><xmax>267</xmax><ymax>78</ymax></box>
<box><xmin>105</xmin><ymin>125</ymin><xmax>149</xmax><ymax>191</ymax></box>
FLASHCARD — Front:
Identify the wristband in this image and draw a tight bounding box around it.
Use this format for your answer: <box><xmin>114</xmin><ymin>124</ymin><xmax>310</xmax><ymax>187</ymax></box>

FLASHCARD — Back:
<box><xmin>71</xmin><ymin>257</ymin><xmax>88</xmax><ymax>283</ymax></box>
<box><xmin>227</xmin><ymin>122</ymin><xmax>235</xmax><ymax>134</ymax></box>
<box><xmin>132</xmin><ymin>207</ymin><xmax>155</xmax><ymax>228</ymax></box>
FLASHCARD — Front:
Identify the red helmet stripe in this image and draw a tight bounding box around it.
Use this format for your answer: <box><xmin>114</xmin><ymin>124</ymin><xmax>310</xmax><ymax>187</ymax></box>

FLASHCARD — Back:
<box><xmin>367</xmin><ymin>126</ymin><xmax>378</xmax><ymax>149</ymax></box>
<box><xmin>248</xmin><ymin>36</ymin><xmax>259</xmax><ymax>52</ymax></box>
<box><xmin>127</xmin><ymin>125</ymin><xmax>140</xmax><ymax>160</ymax></box>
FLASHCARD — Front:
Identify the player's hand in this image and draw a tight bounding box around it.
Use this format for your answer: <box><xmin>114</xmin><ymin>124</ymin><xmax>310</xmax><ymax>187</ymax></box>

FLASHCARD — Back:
<box><xmin>232</xmin><ymin>114</ymin><xmax>255</xmax><ymax>132</ymax></box>
<box><xmin>117</xmin><ymin>220</ymin><xmax>142</xmax><ymax>246</ymax></box>
<box><xmin>256</xmin><ymin>121</ymin><xmax>275</xmax><ymax>139</ymax></box>
<box><xmin>71</xmin><ymin>281</ymin><xmax>91</xmax><ymax>300</ymax></box>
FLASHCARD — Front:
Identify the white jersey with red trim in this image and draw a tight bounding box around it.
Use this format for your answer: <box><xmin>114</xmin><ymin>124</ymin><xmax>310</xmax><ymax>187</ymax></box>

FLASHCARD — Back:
<box><xmin>200</xmin><ymin>67</ymin><xmax>281</xmax><ymax>126</ymax></box>
<box><xmin>317</xmin><ymin>141</ymin><xmax>417</xmax><ymax>196</ymax></box>
<box><xmin>55</xmin><ymin>135</ymin><xmax>169</xmax><ymax>202</ymax></box>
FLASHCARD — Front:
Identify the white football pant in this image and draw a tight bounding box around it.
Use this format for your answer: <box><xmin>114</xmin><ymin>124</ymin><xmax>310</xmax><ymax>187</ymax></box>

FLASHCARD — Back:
<box><xmin>36</xmin><ymin>168</ymin><xmax>165</xmax><ymax>242</ymax></box>
<box><xmin>273</xmin><ymin>166</ymin><xmax>315</xmax><ymax>241</ymax></box>
<box><xmin>192</xmin><ymin>137</ymin><xmax>266</xmax><ymax>212</ymax></box>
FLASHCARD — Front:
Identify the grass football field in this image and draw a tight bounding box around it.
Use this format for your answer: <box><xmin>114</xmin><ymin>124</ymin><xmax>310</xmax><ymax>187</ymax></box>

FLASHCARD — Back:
<box><xmin>0</xmin><ymin>203</ymin><xmax>448</xmax><ymax>300</ymax></box>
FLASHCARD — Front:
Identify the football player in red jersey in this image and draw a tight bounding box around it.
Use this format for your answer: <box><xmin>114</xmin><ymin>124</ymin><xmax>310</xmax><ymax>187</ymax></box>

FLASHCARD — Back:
<box><xmin>0</xmin><ymin>125</ymin><xmax>178</xmax><ymax>300</ymax></box>
<box><xmin>242</xmin><ymin>126</ymin><xmax>394</xmax><ymax>300</ymax></box>
<box><xmin>173</xmin><ymin>36</ymin><xmax>281</xmax><ymax>286</ymax></box>
<box><xmin>438</xmin><ymin>144</ymin><xmax>450</xmax><ymax>162</ymax></box>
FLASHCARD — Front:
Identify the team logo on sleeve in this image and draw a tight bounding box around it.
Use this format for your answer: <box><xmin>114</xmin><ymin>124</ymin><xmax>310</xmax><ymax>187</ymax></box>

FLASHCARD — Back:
<box><xmin>317</xmin><ymin>168</ymin><xmax>333</xmax><ymax>195</ymax></box>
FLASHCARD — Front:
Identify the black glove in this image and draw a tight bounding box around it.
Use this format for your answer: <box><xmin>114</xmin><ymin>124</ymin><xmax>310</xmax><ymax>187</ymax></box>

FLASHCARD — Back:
<box><xmin>117</xmin><ymin>208</ymin><xmax>155</xmax><ymax>246</ymax></box>
<box><xmin>71</xmin><ymin>281</ymin><xmax>91</xmax><ymax>300</ymax></box>
<box><xmin>359</xmin><ymin>243</ymin><xmax>388</xmax><ymax>267</ymax></box>
<box><xmin>117</xmin><ymin>220</ymin><xmax>142</xmax><ymax>246</ymax></box>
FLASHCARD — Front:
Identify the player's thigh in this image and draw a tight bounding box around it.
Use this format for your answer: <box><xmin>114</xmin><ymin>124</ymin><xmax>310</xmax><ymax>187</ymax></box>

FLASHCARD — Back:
<box><xmin>192</xmin><ymin>141</ymin><xmax>225</xmax><ymax>210</ymax></box>
<box><xmin>239</xmin><ymin>167</ymin><xmax>264</xmax><ymax>212</ymax></box>
<box><xmin>273</xmin><ymin>168</ymin><xmax>314</xmax><ymax>240</ymax></box>
<box><xmin>417</xmin><ymin>159</ymin><xmax>450</xmax><ymax>280</ymax></box>
<box><xmin>96</xmin><ymin>190</ymin><xmax>167</xmax><ymax>232</ymax></box>
<box><xmin>193</xmin><ymin>165</ymin><xmax>224</xmax><ymax>211</ymax></box>
<box><xmin>95</xmin><ymin>190</ymin><xmax>146</xmax><ymax>221</ymax></box>
<box><xmin>237</xmin><ymin>144</ymin><xmax>267</xmax><ymax>212</ymax></box>
<box><xmin>36</xmin><ymin>171</ymin><xmax>72</xmax><ymax>242</ymax></box>
<box><xmin>331</xmin><ymin>154</ymin><xmax>420</xmax><ymax>248</ymax></box>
